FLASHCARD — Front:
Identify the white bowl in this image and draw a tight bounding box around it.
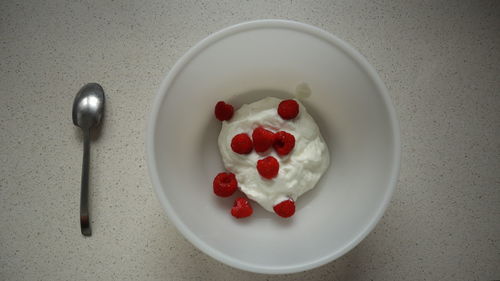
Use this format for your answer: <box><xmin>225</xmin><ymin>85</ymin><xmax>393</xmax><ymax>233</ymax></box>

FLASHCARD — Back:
<box><xmin>147</xmin><ymin>20</ymin><xmax>400</xmax><ymax>274</ymax></box>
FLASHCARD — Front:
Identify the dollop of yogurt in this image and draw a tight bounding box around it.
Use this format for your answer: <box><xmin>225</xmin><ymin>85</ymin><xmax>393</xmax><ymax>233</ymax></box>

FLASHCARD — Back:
<box><xmin>218</xmin><ymin>97</ymin><xmax>330</xmax><ymax>212</ymax></box>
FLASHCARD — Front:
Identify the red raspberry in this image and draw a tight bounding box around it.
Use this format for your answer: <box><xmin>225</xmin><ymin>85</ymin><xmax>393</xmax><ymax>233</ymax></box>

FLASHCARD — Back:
<box><xmin>231</xmin><ymin>133</ymin><xmax>253</xmax><ymax>154</ymax></box>
<box><xmin>214</xmin><ymin>101</ymin><xmax>234</xmax><ymax>121</ymax></box>
<box><xmin>213</xmin><ymin>172</ymin><xmax>237</xmax><ymax>197</ymax></box>
<box><xmin>231</xmin><ymin>197</ymin><xmax>253</xmax><ymax>218</ymax></box>
<box><xmin>256</xmin><ymin>156</ymin><xmax>279</xmax><ymax>179</ymax></box>
<box><xmin>273</xmin><ymin>131</ymin><xmax>295</xmax><ymax>156</ymax></box>
<box><xmin>277</xmin><ymin>99</ymin><xmax>299</xmax><ymax>120</ymax></box>
<box><xmin>273</xmin><ymin>199</ymin><xmax>295</xmax><ymax>218</ymax></box>
<box><xmin>252</xmin><ymin>127</ymin><xmax>275</xmax><ymax>152</ymax></box>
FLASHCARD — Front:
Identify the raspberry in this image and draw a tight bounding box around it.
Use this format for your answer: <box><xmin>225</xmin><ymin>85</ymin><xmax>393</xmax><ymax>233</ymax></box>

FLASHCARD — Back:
<box><xmin>231</xmin><ymin>197</ymin><xmax>253</xmax><ymax>218</ymax></box>
<box><xmin>277</xmin><ymin>99</ymin><xmax>299</xmax><ymax>120</ymax></box>
<box><xmin>213</xmin><ymin>172</ymin><xmax>237</xmax><ymax>197</ymax></box>
<box><xmin>273</xmin><ymin>131</ymin><xmax>295</xmax><ymax>156</ymax></box>
<box><xmin>256</xmin><ymin>156</ymin><xmax>279</xmax><ymax>179</ymax></box>
<box><xmin>231</xmin><ymin>133</ymin><xmax>253</xmax><ymax>154</ymax></box>
<box><xmin>214</xmin><ymin>101</ymin><xmax>234</xmax><ymax>121</ymax></box>
<box><xmin>252</xmin><ymin>127</ymin><xmax>275</xmax><ymax>152</ymax></box>
<box><xmin>273</xmin><ymin>199</ymin><xmax>295</xmax><ymax>218</ymax></box>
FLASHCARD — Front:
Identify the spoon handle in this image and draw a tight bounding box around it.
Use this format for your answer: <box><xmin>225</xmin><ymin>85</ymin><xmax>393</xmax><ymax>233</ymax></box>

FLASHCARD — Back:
<box><xmin>80</xmin><ymin>128</ymin><xmax>91</xmax><ymax>236</ymax></box>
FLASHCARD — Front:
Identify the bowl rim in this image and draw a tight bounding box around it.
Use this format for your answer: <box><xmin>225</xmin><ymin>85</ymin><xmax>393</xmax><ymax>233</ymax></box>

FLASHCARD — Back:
<box><xmin>146</xmin><ymin>19</ymin><xmax>401</xmax><ymax>274</ymax></box>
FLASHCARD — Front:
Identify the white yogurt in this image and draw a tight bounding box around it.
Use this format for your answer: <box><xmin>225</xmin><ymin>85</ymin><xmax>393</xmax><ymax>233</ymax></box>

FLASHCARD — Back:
<box><xmin>218</xmin><ymin>97</ymin><xmax>330</xmax><ymax>212</ymax></box>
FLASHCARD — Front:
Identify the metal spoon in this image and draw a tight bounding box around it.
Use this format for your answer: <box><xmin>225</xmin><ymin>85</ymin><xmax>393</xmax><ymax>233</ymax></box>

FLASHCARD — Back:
<box><xmin>72</xmin><ymin>83</ymin><xmax>105</xmax><ymax>236</ymax></box>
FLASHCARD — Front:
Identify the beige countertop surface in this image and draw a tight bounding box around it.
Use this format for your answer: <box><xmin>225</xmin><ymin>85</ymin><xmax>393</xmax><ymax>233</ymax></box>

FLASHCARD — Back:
<box><xmin>1</xmin><ymin>0</ymin><xmax>499</xmax><ymax>280</ymax></box>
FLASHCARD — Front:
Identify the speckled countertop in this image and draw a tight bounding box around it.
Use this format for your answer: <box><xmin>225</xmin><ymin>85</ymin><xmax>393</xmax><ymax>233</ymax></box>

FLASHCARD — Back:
<box><xmin>1</xmin><ymin>1</ymin><xmax>499</xmax><ymax>280</ymax></box>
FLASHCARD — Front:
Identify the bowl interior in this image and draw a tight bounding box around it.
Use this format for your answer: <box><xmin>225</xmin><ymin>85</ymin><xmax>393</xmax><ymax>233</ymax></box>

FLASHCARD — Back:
<box><xmin>148</xmin><ymin>21</ymin><xmax>399</xmax><ymax>273</ymax></box>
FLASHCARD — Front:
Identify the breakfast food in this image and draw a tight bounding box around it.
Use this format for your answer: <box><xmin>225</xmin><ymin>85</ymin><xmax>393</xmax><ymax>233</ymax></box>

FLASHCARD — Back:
<box><xmin>230</xmin><ymin>133</ymin><xmax>253</xmax><ymax>154</ymax></box>
<box><xmin>212</xmin><ymin>172</ymin><xmax>237</xmax><ymax>197</ymax></box>
<box><xmin>213</xmin><ymin>97</ymin><xmax>330</xmax><ymax>218</ymax></box>
<box><xmin>252</xmin><ymin>127</ymin><xmax>275</xmax><ymax>152</ymax></box>
<box><xmin>214</xmin><ymin>101</ymin><xmax>234</xmax><ymax>121</ymax></box>
<box><xmin>273</xmin><ymin>131</ymin><xmax>295</xmax><ymax>155</ymax></box>
<box><xmin>277</xmin><ymin>99</ymin><xmax>299</xmax><ymax>120</ymax></box>
<box><xmin>231</xmin><ymin>197</ymin><xmax>253</xmax><ymax>218</ymax></box>
<box><xmin>273</xmin><ymin>199</ymin><xmax>296</xmax><ymax>218</ymax></box>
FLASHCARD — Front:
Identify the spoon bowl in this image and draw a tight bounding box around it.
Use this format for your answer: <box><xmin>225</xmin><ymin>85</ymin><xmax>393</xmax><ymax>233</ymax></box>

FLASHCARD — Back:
<box><xmin>73</xmin><ymin>83</ymin><xmax>105</xmax><ymax>130</ymax></box>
